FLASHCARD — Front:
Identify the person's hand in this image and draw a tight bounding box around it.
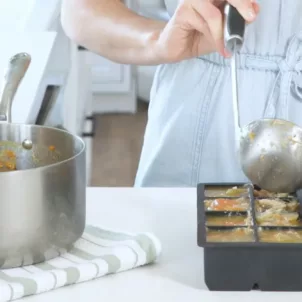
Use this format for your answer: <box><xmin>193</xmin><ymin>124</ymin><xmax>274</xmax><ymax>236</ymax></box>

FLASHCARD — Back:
<box><xmin>153</xmin><ymin>0</ymin><xmax>260</xmax><ymax>63</ymax></box>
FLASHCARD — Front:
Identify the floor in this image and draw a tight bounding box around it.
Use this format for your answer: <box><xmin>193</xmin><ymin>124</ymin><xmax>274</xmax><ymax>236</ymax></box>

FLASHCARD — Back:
<box><xmin>91</xmin><ymin>100</ymin><xmax>149</xmax><ymax>187</ymax></box>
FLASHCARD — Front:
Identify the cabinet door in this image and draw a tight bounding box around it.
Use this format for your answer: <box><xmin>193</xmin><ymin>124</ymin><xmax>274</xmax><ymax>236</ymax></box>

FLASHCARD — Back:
<box><xmin>91</xmin><ymin>55</ymin><xmax>122</xmax><ymax>83</ymax></box>
<box><xmin>89</xmin><ymin>51</ymin><xmax>132</xmax><ymax>94</ymax></box>
<box><xmin>88</xmin><ymin>0</ymin><xmax>134</xmax><ymax>94</ymax></box>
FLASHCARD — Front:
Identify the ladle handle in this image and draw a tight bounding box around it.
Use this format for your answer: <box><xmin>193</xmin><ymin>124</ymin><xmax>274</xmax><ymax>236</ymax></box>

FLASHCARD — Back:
<box><xmin>224</xmin><ymin>4</ymin><xmax>246</xmax><ymax>133</ymax></box>
<box><xmin>0</xmin><ymin>53</ymin><xmax>31</xmax><ymax>123</ymax></box>
<box><xmin>224</xmin><ymin>3</ymin><xmax>245</xmax><ymax>54</ymax></box>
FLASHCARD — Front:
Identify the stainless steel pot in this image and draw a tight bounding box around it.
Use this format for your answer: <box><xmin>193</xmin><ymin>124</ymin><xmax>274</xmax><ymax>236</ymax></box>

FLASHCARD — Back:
<box><xmin>0</xmin><ymin>53</ymin><xmax>86</xmax><ymax>269</ymax></box>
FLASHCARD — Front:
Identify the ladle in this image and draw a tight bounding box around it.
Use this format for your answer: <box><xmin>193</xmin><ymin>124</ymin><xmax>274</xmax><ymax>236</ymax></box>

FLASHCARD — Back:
<box><xmin>224</xmin><ymin>4</ymin><xmax>302</xmax><ymax>193</ymax></box>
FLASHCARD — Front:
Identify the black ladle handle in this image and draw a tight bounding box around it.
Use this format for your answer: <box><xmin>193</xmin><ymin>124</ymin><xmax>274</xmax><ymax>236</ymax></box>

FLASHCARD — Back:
<box><xmin>224</xmin><ymin>3</ymin><xmax>246</xmax><ymax>53</ymax></box>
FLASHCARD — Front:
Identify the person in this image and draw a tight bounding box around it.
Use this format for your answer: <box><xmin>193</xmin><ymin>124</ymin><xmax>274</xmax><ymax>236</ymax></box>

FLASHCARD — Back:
<box><xmin>61</xmin><ymin>0</ymin><xmax>302</xmax><ymax>187</ymax></box>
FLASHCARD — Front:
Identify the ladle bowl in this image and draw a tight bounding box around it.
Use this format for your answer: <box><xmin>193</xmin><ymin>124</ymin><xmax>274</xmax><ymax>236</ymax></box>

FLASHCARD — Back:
<box><xmin>239</xmin><ymin>118</ymin><xmax>302</xmax><ymax>193</ymax></box>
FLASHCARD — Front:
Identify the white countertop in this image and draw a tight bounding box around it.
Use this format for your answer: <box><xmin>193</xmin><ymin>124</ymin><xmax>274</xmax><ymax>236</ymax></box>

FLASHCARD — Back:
<box><xmin>21</xmin><ymin>188</ymin><xmax>302</xmax><ymax>301</ymax></box>
<box><xmin>0</xmin><ymin>32</ymin><xmax>57</xmax><ymax>124</ymax></box>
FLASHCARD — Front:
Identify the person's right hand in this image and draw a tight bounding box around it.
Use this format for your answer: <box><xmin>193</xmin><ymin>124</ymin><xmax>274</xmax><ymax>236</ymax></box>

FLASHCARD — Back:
<box><xmin>152</xmin><ymin>0</ymin><xmax>260</xmax><ymax>64</ymax></box>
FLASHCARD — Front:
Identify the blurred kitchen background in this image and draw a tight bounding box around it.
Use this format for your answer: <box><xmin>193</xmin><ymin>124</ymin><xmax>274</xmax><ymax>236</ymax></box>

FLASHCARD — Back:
<box><xmin>2</xmin><ymin>0</ymin><xmax>170</xmax><ymax>186</ymax></box>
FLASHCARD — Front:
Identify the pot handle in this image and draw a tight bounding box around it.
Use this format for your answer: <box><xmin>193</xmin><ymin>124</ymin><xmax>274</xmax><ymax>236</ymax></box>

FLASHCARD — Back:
<box><xmin>0</xmin><ymin>53</ymin><xmax>31</xmax><ymax>123</ymax></box>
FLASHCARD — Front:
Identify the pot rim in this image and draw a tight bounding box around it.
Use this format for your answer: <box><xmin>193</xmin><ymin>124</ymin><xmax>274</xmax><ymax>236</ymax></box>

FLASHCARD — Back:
<box><xmin>0</xmin><ymin>123</ymin><xmax>86</xmax><ymax>174</ymax></box>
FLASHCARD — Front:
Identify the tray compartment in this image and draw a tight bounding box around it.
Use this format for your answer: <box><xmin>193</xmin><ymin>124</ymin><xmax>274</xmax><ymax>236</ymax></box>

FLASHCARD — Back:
<box><xmin>205</xmin><ymin>211</ymin><xmax>252</xmax><ymax>227</ymax></box>
<box><xmin>253</xmin><ymin>185</ymin><xmax>296</xmax><ymax>199</ymax></box>
<box><xmin>255</xmin><ymin>198</ymin><xmax>301</xmax><ymax>227</ymax></box>
<box><xmin>206</xmin><ymin>226</ymin><xmax>255</xmax><ymax>242</ymax></box>
<box><xmin>258</xmin><ymin>226</ymin><xmax>302</xmax><ymax>243</ymax></box>
<box><xmin>204</xmin><ymin>197</ymin><xmax>250</xmax><ymax>212</ymax></box>
<box><xmin>205</xmin><ymin>184</ymin><xmax>249</xmax><ymax>198</ymax></box>
<box><xmin>256</xmin><ymin>210</ymin><xmax>301</xmax><ymax>227</ymax></box>
<box><xmin>255</xmin><ymin>198</ymin><xmax>299</xmax><ymax>212</ymax></box>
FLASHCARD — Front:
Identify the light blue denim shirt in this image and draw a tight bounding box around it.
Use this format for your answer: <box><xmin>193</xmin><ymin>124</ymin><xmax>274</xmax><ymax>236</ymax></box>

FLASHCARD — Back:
<box><xmin>135</xmin><ymin>0</ymin><xmax>302</xmax><ymax>187</ymax></box>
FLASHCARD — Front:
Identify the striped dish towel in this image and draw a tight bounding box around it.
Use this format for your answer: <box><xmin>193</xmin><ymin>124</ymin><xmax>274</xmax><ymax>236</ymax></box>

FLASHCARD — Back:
<box><xmin>0</xmin><ymin>225</ymin><xmax>162</xmax><ymax>302</ymax></box>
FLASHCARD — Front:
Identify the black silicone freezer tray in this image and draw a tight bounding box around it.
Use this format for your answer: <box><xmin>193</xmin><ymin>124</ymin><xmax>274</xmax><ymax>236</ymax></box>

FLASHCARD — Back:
<box><xmin>197</xmin><ymin>182</ymin><xmax>302</xmax><ymax>291</ymax></box>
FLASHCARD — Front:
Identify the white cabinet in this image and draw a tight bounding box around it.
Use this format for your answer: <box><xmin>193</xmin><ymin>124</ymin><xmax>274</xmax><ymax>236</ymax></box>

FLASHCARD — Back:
<box><xmin>87</xmin><ymin>0</ymin><xmax>138</xmax><ymax>114</ymax></box>
<box><xmin>0</xmin><ymin>33</ymin><xmax>58</xmax><ymax>125</ymax></box>
<box><xmin>87</xmin><ymin>52</ymin><xmax>136</xmax><ymax>114</ymax></box>
<box><xmin>89</xmin><ymin>54</ymin><xmax>131</xmax><ymax>93</ymax></box>
<box><xmin>134</xmin><ymin>0</ymin><xmax>169</xmax><ymax>102</ymax></box>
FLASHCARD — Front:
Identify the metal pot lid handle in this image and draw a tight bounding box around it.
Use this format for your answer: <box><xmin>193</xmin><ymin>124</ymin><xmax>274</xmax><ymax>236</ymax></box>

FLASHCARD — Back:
<box><xmin>0</xmin><ymin>53</ymin><xmax>31</xmax><ymax>123</ymax></box>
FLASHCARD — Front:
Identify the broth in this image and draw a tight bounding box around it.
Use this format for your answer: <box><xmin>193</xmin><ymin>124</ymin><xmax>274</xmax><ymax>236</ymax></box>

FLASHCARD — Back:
<box><xmin>206</xmin><ymin>228</ymin><xmax>254</xmax><ymax>242</ymax></box>
<box><xmin>205</xmin><ymin>198</ymin><xmax>249</xmax><ymax>211</ymax></box>
<box><xmin>205</xmin><ymin>186</ymin><xmax>248</xmax><ymax>198</ymax></box>
<box><xmin>259</xmin><ymin>229</ymin><xmax>302</xmax><ymax>243</ymax></box>
<box><xmin>256</xmin><ymin>211</ymin><xmax>301</xmax><ymax>226</ymax></box>
<box><xmin>206</xmin><ymin>215</ymin><xmax>251</xmax><ymax>226</ymax></box>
